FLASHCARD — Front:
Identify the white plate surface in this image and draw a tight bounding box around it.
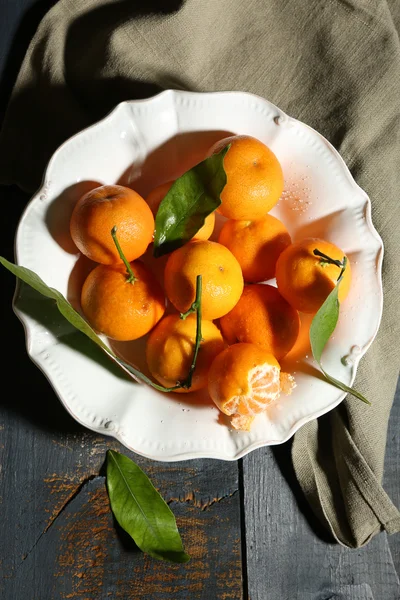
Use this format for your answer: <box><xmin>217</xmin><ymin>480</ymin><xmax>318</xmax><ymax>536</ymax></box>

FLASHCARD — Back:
<box><xmin>13</xmin><ymin>90</ymin><xmax>383</xmax><ymax>461</ymax></box>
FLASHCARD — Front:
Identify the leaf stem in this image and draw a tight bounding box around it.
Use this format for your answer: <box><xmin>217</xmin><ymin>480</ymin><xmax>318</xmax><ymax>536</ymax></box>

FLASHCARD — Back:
<box><xmin>117</xmin><ymin>359</ymin><xmax>182</xmax><ymax>393</ymax></box>
<box><xmin>320</xmin><ymin>367</ymin><xmax>371</xmax><ymax>405</ymax></box>
<box><xmin>180</xmin><ymin>275</ymin><xmax>202</xmax><ymax>390</ymax></box>
<box><xmin>313</xmin><ymin>248</ymin><xmax>344</xmax><ymax>270</ymax></box>
<box><xmin>111</xmin><ymin>226</ymin><xmax>137</xmax><ymax>284</ymax></box>
<box><xmin>120</xmin><ymin>274</ymin><xmax>203</xmax><ymax>393</ymax></box>
<box><xmin>180</xmin><ymin>303</ymin><xmax>197</xmax><ymax>320</ymax></box>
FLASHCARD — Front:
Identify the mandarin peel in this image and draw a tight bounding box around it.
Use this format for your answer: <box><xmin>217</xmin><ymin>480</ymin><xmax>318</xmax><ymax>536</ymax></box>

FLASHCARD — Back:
<box><xmin>70</xmin><ymin>184</ymin><xmax>154</xmax><ymax>264</ymax></box>
<box><xmin>208</xmin><ymin>344</ymin><xmax>289</xmax><ymax>431</ymax></box>
<box><xmin>275</xmin><ymin>237</ymin><xmax>352</xmax><ymax>314</ymax></box>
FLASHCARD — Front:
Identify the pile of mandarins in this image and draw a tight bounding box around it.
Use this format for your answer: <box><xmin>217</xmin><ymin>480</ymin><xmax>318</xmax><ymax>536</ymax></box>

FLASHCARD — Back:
<box><xmin>69</xmin><ymin>135</ymin><xmax>351</xmax><ymax>431</ymax></box>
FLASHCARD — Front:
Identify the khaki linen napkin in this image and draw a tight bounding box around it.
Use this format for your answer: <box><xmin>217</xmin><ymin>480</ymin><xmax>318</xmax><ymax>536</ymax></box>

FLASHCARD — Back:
<box><xmin>1</xmin><ymin>0</ymin><xmax>400</xmax><ymax>548</ymax></box>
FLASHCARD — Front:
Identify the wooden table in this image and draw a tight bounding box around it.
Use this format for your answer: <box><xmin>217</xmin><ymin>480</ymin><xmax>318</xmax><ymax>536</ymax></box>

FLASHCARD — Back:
<box><xmin>1</xmin><ymin>2</ymin><xmax>399</xmax><ymax>598</ymax></box>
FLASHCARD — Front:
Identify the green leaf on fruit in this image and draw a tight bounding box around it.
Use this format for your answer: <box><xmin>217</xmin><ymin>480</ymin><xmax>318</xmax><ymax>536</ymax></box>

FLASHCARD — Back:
<box><xmin>106</xmin><ymin>450</ymin><xmax>190</xmax><ymax>563</ymax></box>
<box><xmin>153</xmin><ymin>145</ymin><xmax>230</xmax><ymax>257</ymax></box>
<box><xmin>309</xmin><ymin>261</ymin><xmax>370</xmax><ymax>405</ymax></box>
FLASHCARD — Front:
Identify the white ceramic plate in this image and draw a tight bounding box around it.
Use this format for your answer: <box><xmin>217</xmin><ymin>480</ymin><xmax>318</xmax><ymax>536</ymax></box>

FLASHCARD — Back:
<box><xmin>12</xmin><ymin>90</ymin><xmax>383</xmax><ymax>461</ymax></box>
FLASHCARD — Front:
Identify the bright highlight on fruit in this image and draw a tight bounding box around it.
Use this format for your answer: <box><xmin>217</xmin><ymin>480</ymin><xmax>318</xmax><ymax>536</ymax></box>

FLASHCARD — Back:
<box><xmin>208</xmin><ymin>134</ymin><xmax>284</xmax><ymax>220</ymax></box>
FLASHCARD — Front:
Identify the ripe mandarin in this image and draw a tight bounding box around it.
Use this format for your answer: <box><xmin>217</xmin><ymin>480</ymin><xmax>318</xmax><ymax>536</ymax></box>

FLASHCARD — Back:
<box><xmin>164</xmin><ymin>240</ymin><xmax>244</xmax><ymax>320</ymax></box>
<box><xmin>207</xmin><ymin>135</ymin><xmax>284</xmax><ymax>220</ymax></box>
<box><xmin>80</xmin><ymin>260</ymin><xmax>165</xmax><ymax>341</ymax></box>
<box><xmin>218</xmin><ymin>214</ymin><xmax>291</xmax><ymax>283</ymax></box>
<box><xmin>275</xmin><ymin>237</ymin><xmax>351</xmax><ymax>313</ymax></box>
<box><xmin>219</xmin><ymin>284</ymin><xmax>300</xmax><ymax>360</ymax></box>
<box><xmin>146</xmin><ymin>314</ymin><xmax>225</xmax><ymax>393</ymax></box>
<box><xmin>70</xmin><ymin>184</ymin><xmax>154</xmax><ymax>264</ymax></box>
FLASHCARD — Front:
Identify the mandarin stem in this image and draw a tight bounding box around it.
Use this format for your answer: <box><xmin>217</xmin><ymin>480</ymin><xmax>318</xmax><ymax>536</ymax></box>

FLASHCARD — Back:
<box><xmin>111</xmin><ymin>226</ymin><xmax>137</xmax><ymax>284</ymax></box>
<box><xmin>118</xmin><ymin>357</ymin><xmax>182</xmax><ymax>392</ymax></box>
<box><xmin>313</xmin><ymin>248</ymin><xmax>344</xmax><ymax>270</ymax></box>
<box><xmin>181</xmin><ymin>275</ymin><xmax>203</xmax><ymax>390</ymax></box>
<box><xmin>337</xmin><ymin>256</ymin><xmax>348</xmax><ymax>283</ymax></box>
<box><xmin>180</xmin><ymin>303</ymin><xmax>197</xmax><ymax>320</ymax></box>
<box><xmin>119</xmin><ymin>274</ymin><xmax>203</xmax><ymax>393</ymax></box>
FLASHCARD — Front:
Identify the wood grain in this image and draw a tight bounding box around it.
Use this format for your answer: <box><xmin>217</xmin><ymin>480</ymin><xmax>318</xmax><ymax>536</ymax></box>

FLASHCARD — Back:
<box><xmin>242</xmin><ymin>391</ymin><xmax>400</xmax><ymax>600</ymax></box>
<box><xmin>0</xmin><ymin>407</ymin><xmax>242</xmax><ymax>599</ymax></box>
<box><xmin>384</xmin><ymin>377</ymin><xmax>400</xmax><ymax>587</ymax></box>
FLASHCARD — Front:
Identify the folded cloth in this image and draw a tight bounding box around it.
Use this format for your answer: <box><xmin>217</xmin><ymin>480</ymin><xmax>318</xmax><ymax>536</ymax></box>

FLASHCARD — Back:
<box><xmin>1</xmin><ymin>0</ymin><xmax>399</xmax><ymax>548</ymax></box>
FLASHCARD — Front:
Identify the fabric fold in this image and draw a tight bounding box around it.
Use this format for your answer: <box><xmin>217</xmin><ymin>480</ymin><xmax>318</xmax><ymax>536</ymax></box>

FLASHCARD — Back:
<box><xmin>292</xmin><ymin>407</ymin><xmax>400</xmax><ymax>548</ymax></box>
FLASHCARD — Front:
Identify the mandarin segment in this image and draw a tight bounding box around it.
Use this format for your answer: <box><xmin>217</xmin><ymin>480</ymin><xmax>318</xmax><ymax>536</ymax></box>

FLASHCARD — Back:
<box><xmin>146</xmin><ymin>181</ymin><xmax>215</xmax><ymax>241</ymax></box>
<box><xmin>219</xmin><ymin>284</ymin><xmax>300</xmax><ymax>360</ymax></box>
<box><xmin>275</xmin><ymin>237</ymin><xmax>352</xmax><ymax>313</ymax></box>
<box><xmin>218</xmin><ymin>214</ymin><xmax>291</xmax><ymax>283</ymax></box>
<box><xmin>208</xmin><ymin>343</ymin><xmax>282</xmax><ymax>431</ymax></box>
<box><xmin>81</xmin><ymin>261</ymin><xmax>165</xmax><ymax>341</ymax></box>
<box><xmin>207</xmin><ymin>135</ymin><xmax>284</xmax><ymax>220</ymax></box>
<box><xmin>146</xmin><ymin>314</ymin><xmax>225</xmax><ymax>393</ymax></box>
<box><xmin>164</xmin><ymin>240</ymin><xmax>244</xmax><ymax>320</ymax></box>
<box><xmin>70</xmin><ymin>184</ymin><xmax>154</xmax><ymax>265</ymax></box>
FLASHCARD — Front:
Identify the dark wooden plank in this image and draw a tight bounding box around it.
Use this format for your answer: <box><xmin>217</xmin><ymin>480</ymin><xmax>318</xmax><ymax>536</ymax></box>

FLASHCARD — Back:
<box><xmin>242</xmin><ymin>387</ymin><xmax>400</xmax><ymax>600</ymax></box>
<box><xmin>383</xmin><ymin>377</ymin><xmax>400</xmax><ymax>582</ymax></box>
<box><xmin>0</xmin><ymin>425</ymin><xmax>242</xmax><ymax>600</ymax></box>
<box><xmin>0</xmin><ymin>364</ymin><xmax>242</xmax><ymax>599</ymax></box>
<box><xmin>11</xmin><ymin>477</ymin><xmax>240</xmax><ymax>600</ymax></box>
<box><xmin>0</xmin><ymin>181</ymin><xmax>243</xmax><ymax>599</ymax></box>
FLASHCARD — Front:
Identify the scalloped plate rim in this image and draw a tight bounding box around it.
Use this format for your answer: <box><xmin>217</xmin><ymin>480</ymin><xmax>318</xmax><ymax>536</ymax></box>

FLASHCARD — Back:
<box><xmin>11</xmin><ymin>89</ymin><xmax>384</xmax><ymax>461</ymax></box>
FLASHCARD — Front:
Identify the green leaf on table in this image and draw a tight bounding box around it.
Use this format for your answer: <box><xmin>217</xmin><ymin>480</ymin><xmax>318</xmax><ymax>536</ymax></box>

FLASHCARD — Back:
<box><xmin>106</xmin><ymin>450</ymin><xmax>190</xmax><ymax>563</ymax></box>
<box><xmin>153</xmin><ymin>145</ymin><xmax>230</xmax><ymax>257</ymax></box>
<box><xmin>309</xmin><ymin>272</ymin><xmax>371</xmax><ymax>405</ymax></box>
